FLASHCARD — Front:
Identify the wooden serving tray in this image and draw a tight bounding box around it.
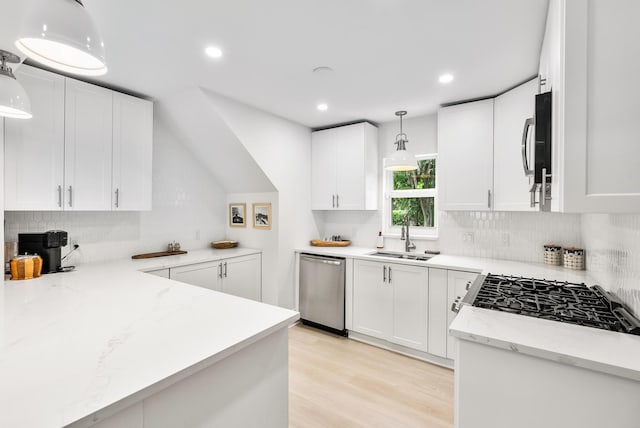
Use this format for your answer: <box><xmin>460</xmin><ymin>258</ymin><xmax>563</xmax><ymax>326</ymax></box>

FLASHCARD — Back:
<box><xmin>310</xmin><ymin>240</ymin><xmax>351</xmax><ymax>247</ymax></box>
<box><xmin>132</xmin><ymin>250</ymin><xmax>188</xmax><ymax>259</ymax></box>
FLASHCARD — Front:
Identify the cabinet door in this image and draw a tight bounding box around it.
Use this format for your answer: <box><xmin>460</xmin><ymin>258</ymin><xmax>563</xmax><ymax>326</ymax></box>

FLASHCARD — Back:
<box><xmin>388</xmin><ymin>262</ymin><xmax>428</xmax><ymax>351</ymax></box>
<box><xmin>64</xmin><ymin>78</ymin><xmax>113</xmax><ymax>210</ymax></box>
<box><xmin>446</xmin><ymin>270</ymin><xmax>477</xmax><ymax>359</ymax></box>
<box><xmin>427</xmin><ymin>268</ymin><xmax>448</xmax><ymax>358</ymax></box>
<box><xmin>170</xmin><ymin>261</ymin><xmax>221</xmax><ymax>291</ymax></box>
<box><xmin>112</xmin><ymin>92</ymin><xmax>153</xmax><ymax>210</ymax></box>
<box><xmin>438</xmin><ymin>100</ymin><xmax>494</xmax><ymax>211</ymax></box>
<box><xmin>221</xmin><ymin>254</ymin><xmax>262</xmax><ymax>301</ymax></box>
<box><xmin>352</xmin><ymin>260</ymin><xmax>392</xmax><ymax>339</ymax></box>
<box><xmin>494</xmin><ymin>79</ymin><xmax>538</xmax><ymax>211</ymax></box>
<box><xmin>4</xmin><ymin>65</ymin><xmax>65</xmax><ymax>210</ymax></box>
<box><xmin>310</xmin><ymin>128</ymin><xmax>337</xmax><ymax>210</ymax></box>
<box><xmin>335</xmin><ymin>123</ymin><xmax>365</xmax><ymax>210</ymax></box>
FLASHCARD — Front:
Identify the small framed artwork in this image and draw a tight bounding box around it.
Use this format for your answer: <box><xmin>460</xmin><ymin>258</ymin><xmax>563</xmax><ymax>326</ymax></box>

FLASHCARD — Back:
<box><xmin>229</xmin><ymin>203</ymin><xmax>246</xmax><ymax>227</ymax></box>
<box><xmin>252</xmin><ymin>202</ymin><xmax>272</xmax><ymax>230</ymax></box>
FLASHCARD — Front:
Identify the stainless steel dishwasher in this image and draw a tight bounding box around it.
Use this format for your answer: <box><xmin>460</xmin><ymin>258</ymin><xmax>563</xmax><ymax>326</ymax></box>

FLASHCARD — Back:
<box><xmin>299</xmin><ymin>253</ymin><xmax>346</xmax><ymax>336</ymax></box>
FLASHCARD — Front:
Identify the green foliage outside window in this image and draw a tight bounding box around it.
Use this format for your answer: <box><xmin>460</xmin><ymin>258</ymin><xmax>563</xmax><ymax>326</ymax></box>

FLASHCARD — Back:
<box><xmin>391</xmin><ymin>159</ymin><xmax>436</xmax><ymax>228</ymax></box>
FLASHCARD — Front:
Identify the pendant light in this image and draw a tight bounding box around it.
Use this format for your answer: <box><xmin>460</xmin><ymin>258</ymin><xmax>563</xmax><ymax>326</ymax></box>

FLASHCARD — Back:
<box><xmin>384</xmin><ymin>110</ymin><xmax>418</xmax><ymax>171</ymax></box>
<box><xmin>15</xmin><ymin>0</ymin><xmax>107</xmax><ymax>76</ymax></box>
<box><xmin>0</xmin><ymin>50</ymin><xmax>32</xmax><ymax>119</ymax></box>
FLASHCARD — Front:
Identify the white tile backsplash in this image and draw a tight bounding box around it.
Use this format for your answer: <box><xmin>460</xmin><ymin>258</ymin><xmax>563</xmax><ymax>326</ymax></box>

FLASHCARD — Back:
<box><xmin>438</xmin><ymin>211</ymin><xmax>582</xmax><ymax>263</ymax></box>
<box><xmin>582</xmin><ymin>214</ymin><xmax>640</xmax><ymax>316</ymax></box>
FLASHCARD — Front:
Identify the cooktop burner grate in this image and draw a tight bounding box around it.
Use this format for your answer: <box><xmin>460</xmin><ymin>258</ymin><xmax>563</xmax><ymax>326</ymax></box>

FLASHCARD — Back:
<box><xmin>471</xmin><ymin>274</ymin><xmax>640</xmax><ymax>335</ymax></box>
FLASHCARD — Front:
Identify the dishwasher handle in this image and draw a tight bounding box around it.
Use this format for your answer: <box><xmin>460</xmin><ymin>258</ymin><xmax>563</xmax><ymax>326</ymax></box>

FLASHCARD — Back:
<box><xmin>301</xmin><ymin>256</ymin><xmax>343</xmax><ymax>266</ymax></box>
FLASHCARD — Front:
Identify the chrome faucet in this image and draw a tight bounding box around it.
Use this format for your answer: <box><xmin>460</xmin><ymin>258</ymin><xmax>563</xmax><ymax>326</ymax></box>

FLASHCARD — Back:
<box><xmin>401</xmin><ymin>215</ymin><xmax>416</xmax><ymax>253</ymax></box>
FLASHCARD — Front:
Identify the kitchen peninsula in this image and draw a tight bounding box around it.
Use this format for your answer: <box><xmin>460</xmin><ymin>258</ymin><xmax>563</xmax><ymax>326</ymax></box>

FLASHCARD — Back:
<box><xmin>0</xmin><ymin>252</ymin><xmax>298</xmax><ymax>428</ymax></box>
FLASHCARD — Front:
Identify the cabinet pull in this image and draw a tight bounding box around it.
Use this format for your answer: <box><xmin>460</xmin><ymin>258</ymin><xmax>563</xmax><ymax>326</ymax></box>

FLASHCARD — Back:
<box><xmin>218</xmin><ymin>263</ymin><xmax>223</xmax><ymax>279</ymax></box>
<box><xmin>336</xmin><ymin>194</ymin><xmax>339</xmax><ymax>208</ymax></box>
<box><xmin>383</xmin><ymin>266</ymin><xmax>387</xmax><ymax>283</ymax></box>
<box><xmin>332</xmin><ymin>195</ymin><xmax>335</xmax><ymax>208</ymax></box>
<box><xmin>388</xmin><ymin>267</ymin><xmax>392</xmax><ymax>283</ymax></box>
<box><xmin>224</xmin><ymin>262</ymin><xmax>228</xmax><ymax>278</ymax></box>
<box><xmin>115</xmin><ymin>188</ymin><xmax>120</xmax><ymax>208</ymax></box>
<box><xmin>487</xmin><ymin>189</ymin><xmax>491</xmax><ymax>209</ymax></box>
<box><xmin>521</xmin><ymin>118</ymin><xmax>534</xmax><ymax>177</ymax></box>
<box><xmin>68</xmin><ymin>186</ymin><xmax>73</xmax><ymax>207</ymax></box>
<box><xmin>57</xmin><ymin>185</ymin><xmax>62</xmax><ymax>207</ymax></box>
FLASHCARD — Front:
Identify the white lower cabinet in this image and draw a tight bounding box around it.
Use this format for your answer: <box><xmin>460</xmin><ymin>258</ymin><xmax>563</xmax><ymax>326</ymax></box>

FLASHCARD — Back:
<box><xmin>169</xmin><ymin>254</ymin><xmax>262</xmax><ymax>301</ymax></box>
<box><xmin>170</xmin><ymin>261</ymin><xmax>221</xmax><ymax>291</ymax></box>
<box><xmin>446</xmin><ymin>270</ymin><xmax>477</xmax><ymax>359</ymax></box>
<box><xmin>427</xmin><ymin>268</ymin><xmax>449</xmax><ymax>358</ymax></box>
<box><xmin>352</xmin><ymin>259</ymin><xmax>428</xmax><ymax>352</ymax></box>
<box><xmin>220</xmin><ymin>253</ymin><xmax>262</xmax><ymax>301</ymax></box>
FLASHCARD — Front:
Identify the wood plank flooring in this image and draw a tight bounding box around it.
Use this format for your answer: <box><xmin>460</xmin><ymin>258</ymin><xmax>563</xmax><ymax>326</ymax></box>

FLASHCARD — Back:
<box><xmin>288</xmin><ymin>324</ymin><xmax>454</xmax><ymax>428</ymax></box>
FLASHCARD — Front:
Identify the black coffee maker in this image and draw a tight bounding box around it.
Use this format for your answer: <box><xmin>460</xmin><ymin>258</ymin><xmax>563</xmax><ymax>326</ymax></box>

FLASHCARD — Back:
<box><xmin>18</xmin><ymin>231</ymin><xmax>68</xmax><ymax>274</ymax></box>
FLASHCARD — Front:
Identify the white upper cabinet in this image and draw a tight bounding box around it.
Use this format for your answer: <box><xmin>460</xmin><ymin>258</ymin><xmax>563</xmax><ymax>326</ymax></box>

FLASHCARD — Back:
<box><xmin>112</xmin><ymin>92</ymin><xmax>153</xmax><ymax>210</ymax></box>
<box><xmin>438</xmin><ymin>99</ymin><xmax>494</xmax><ymax>211</ymax></box>
<box><xmin>65</xmin><ymin>78</ymin><xmax>113</xmax><ymax>211</ymax></box>
<box><xmin>4</xmin><ymin>65</ymin><xmax>153</xmax><ymax>212</ymax></box>
<box><xmin>493</xmin><ymin>79</ymin><xmax>538</xmax><ymax>211</ymax></box>
<box><xmin>543</xmin><ymin>0</ymin><xmax>640</xmax><ymax>213</ymax></box>
<box><xmin>311</xmin><ymin>122</ymin><xmax>378</xmax><ymax>210</ymax></box>
<box><xmin>5</xmin><ymin>66</ymin><xmax>65</xmax><ymax>211</ymax></box>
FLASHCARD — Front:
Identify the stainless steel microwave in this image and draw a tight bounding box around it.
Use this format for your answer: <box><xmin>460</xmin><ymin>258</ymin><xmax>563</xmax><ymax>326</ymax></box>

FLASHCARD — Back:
<box><xmin>522</xmin><ymin>90</ymin><xmax>552</xmax><ymax>211</ymax></box>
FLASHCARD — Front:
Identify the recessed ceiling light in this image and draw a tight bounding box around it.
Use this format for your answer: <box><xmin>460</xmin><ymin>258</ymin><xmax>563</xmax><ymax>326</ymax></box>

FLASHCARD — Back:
<box><xmin>439</xmin><ymin>73</ymin><xmax>454</xmax><ymax>84</ymax></box>
<box><xmin>317</xmin><ymin>103</ymin><xmax>328</xmax><ymax>111</ymax></box>
<box><xmin>205</xmin><ymin>46</ymin><xmax>223</xmax><ymax>59</ymax></box>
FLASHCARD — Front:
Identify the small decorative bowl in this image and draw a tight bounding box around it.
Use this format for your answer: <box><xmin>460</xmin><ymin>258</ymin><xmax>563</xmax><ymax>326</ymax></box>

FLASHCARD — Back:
<box><xmin>211</xmin><ymin>240</ymin><xmax>238</xmax><ymax>249</ymax></box>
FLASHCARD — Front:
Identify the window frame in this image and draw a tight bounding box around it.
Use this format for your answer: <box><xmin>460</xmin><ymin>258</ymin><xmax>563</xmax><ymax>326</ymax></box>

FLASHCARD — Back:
<box><xmin>382</xmin><ymin>153</ymin><xmax>439</xmax><ymax>240</ymax></box>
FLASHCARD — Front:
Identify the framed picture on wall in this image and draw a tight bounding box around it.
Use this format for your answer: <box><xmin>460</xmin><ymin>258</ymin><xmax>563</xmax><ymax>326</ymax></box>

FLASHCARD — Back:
<box><xmin>229</xmin><ymin>203</ymin><xmax>246</xmax><ymax>227</ymax></box>
<box><xmin>252</xmin><ymin>202</ymin><xmax>272</xmax><ymax>230</ymax></box>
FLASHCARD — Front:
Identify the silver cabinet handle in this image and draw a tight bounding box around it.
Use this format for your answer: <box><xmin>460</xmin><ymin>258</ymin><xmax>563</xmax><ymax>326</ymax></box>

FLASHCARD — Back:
<box><xmin>218</xmin><ymin>263</ymin><xmax>223</xmax><ymax>279</ymax></box>
<box><xmin>388</xmin><ymin>267</ymin><xmax>392</xmax><ymax>283</ymax></box>
<box><xmin>68</xmin><ymin>186</ymin><xmax>73</xmax><ymax>207</ymax></box>
<box><xmin>115</xmin><ymin>188</ymin><xmax>120</xmax><ymax>208</ymax></box>
<box><xmin>383</xmin><ymin>265</ymin><xmax>387</xmax><ymax>283</ymax></box>
<box><xmin>57</xmin><ymin>185</ymin><xmax>62</xmax><ymax>207</ymax></box>
<box><xmin>332</xmin><ymin>195</ymin><xmax>335</xmax><ymax>208</ymax></box>
<box><xmin>521</xmin><ymin>118</ymin><xmax>534</xmax><ymax>177</ymax></box>
<box><xmin>336</xmin><ymin>194</ymin><xmax>339</xmax><ymax>208</ymax></box>
<box><xmin>487</xmin><ymin>189</ymin><xmax>491</xmax><ymax>209</ymax></box>
<box><xmin>224</xmin><ymin>262</ymin><xmax>228</xmax><ymax>278</ymax></box>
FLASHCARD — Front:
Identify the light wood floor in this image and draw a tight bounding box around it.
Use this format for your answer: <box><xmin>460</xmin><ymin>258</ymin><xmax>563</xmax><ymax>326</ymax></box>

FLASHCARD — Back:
<box><xmin>288</xmin><ymin>324</ymin><xmax>454</xmax><ymax>428</ymax></box>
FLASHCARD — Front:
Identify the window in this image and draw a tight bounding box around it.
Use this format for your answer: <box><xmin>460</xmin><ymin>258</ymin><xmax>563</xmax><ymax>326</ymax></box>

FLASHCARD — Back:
<box><xmin>383</xmin><ymin>154</ymin><xmax>438</xmax><ymax>239</ymax></box>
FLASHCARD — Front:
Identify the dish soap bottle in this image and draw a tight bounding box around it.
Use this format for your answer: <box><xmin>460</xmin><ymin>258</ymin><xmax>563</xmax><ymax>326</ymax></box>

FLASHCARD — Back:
<box><xmin>376</xmin><ymin>231</ymin><xmax>384</xmax><ymax>249</ymax></box>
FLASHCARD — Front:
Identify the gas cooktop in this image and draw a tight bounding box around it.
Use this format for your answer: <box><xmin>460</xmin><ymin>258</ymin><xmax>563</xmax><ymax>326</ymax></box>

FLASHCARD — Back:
<box><xmin>463</xmin><ymin>274</ymin><xmax>640</xmax><ymax>335</ymax></box>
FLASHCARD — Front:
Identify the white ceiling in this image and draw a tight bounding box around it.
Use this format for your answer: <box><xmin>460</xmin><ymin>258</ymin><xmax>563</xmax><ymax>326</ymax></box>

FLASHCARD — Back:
<box><xmin>1</xmin><ymin>0</ymin><xmax>549</xmax><ymax>128</ymax></box>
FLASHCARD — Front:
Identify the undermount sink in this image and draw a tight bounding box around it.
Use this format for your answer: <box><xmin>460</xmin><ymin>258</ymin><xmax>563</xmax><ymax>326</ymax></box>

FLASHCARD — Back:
<box><xmin>369</xmin><ymin>251</ymin><xmax>432</xmax><ymax>262</ymax></box>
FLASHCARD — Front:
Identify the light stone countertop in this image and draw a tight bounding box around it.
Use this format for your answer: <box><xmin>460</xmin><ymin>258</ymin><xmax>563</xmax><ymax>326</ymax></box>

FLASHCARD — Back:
<box><xmin>0</xmin><ymin>247</ymin><xmax>299</xmax><ymax>428</ymax></box>
<box><xmin>297</xmin><ymin>245</ymin><xmax>640</xmax><ymax>380</ymax></box>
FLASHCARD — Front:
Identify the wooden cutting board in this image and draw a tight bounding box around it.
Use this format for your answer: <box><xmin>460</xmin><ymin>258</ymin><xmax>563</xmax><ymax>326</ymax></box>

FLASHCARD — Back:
<box><xmin>132</xmin><ymin>250</ymin><xmax>188</xmax><ymax>259</ymax></box>
<box><xmin>310</xmin><ymin>240</ymin><xmax>351</xmax><ymax>247</ymax></box>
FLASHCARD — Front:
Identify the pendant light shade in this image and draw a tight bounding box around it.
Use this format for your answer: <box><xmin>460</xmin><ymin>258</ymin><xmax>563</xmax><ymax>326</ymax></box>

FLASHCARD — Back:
<box><xmin>384</xmin><ymin>110</ymin><xmax>418</xmax><ymax>171</ymax></box>
<box><xmin>0</xmin><ymin>50</ymin><xmax>32</xmax><ymax>120</ymax></box>
<box><xmin>15</xmin><ymin>0</ymin><xmax>107</xmax><ymax>76</ymax></box>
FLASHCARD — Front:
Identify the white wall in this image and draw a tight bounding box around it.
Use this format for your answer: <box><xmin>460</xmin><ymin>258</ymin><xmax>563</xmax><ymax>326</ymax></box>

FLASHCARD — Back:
<box><xmin>5</xmin><ymin>116</ymin><xmax>227</xmax><ymax>264</ymax></box>
<box><xmin>226</xmin><ymin>192</ymin><xmax>279</xmax><ymax>305</ymax></box>
<box><xmin>202</xmin><ymin>89</ymin><xmax>321</xmax><ymax>309</ymax></box>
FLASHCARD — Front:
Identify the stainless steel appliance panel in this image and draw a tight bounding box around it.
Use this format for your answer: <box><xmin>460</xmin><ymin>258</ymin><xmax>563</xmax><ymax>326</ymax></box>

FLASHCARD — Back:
<box><xmin>299</xmin><ymin>254</ymin><xmax>346</xmax><ymax>333</ymax></box>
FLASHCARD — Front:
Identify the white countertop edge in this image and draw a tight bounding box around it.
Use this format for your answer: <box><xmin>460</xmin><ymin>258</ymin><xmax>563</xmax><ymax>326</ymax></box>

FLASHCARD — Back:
<box><xmin>67</xmin><ymin>313</ymin><xmax>299</xmax><ymax>428</ymax></box>
<box><xmin>132</xmin><ymin>247</ymin><xmax>262</xmax><ymax>272</ymax></box>
<box><xmin>450</xmin><ymin>306</ymin><xmax>640</xmax><ymax>382</ymax></box>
